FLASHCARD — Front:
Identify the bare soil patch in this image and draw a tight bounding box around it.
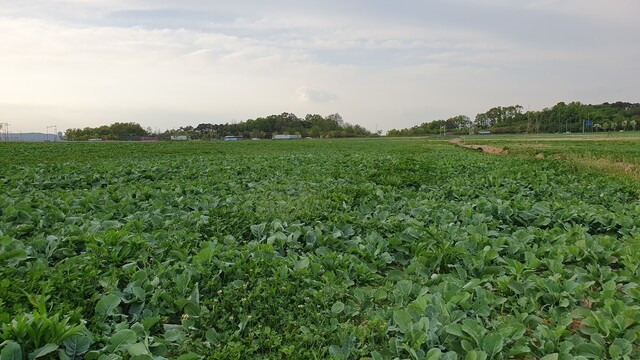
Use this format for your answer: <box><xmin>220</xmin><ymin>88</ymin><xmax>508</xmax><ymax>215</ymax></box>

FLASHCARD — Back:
<box><xmin>449</xmin><ymin>138</ymin><xmax>507</xmax><ymax>154</ymax></box>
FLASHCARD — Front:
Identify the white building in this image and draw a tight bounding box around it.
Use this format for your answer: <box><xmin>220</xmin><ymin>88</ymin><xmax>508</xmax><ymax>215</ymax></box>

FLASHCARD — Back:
<box><xmin>272</xmin><ymin>134</ymin><xmax>302</xmax><ymax>140</ymax></box>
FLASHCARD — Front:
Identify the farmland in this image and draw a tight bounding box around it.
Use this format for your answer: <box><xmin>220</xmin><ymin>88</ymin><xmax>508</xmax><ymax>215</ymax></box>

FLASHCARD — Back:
<box><xmin>1</xmin><ymin>138</ymin><xmax>640</xmax><ymax>359</ymax></box>
<box><xmin>460</xmin><ymin>133</ymin><xmax>640</xmax><ymax>179</ymax></box>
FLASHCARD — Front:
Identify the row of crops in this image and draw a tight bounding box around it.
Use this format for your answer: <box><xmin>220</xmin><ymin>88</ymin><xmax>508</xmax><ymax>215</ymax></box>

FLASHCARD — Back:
<box><xmin>1</xmin><ymin>139</ymin><xmax>639</xmax><ymax>359</ymax></box>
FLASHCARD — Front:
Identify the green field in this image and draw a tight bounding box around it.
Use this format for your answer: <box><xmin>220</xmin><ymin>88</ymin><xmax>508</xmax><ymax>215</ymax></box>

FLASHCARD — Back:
<box><xmin>460</xmin><ymin>133</ymin><xmax>640</xmax><ymax>179</ymax></box>
<box><xmin>1</xmin><ymin>139</ymin><xmax>640</xmax><ymax>359</ymax></box>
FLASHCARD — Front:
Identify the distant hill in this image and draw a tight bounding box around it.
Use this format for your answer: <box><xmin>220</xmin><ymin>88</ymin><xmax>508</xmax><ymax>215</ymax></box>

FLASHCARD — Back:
<box><xmin>2</xmin><ymin>132</ymin><xmax>62</xmax><ymax>142</ymax></box>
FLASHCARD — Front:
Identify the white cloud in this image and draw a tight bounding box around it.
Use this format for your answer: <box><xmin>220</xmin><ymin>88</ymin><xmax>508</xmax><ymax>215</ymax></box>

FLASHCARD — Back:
<box><xmin>0</xmin><ymin>1</ymin><xmax>638</xmax><ymax>133</ymax></box>
<box><xmin>452</xmin><ymin>0</ymin><xmax>640</xmax><ymax>25</ymax></box>
<box><xmin>296</xmin><ymin>87</ymin><xmax>338</xmax><ymax>103</ymax></box>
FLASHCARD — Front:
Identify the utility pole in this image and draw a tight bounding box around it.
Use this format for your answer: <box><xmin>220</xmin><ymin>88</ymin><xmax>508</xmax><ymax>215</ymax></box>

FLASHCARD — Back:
<box><xmin>46</xmin><ymin>125</ymin><xmax>57</xmax><ymax>142</ymax></box>
<box><xmin>1</xmin><ymin>123</ymin><xmax>9</xmax><ymax>142</ymax></box>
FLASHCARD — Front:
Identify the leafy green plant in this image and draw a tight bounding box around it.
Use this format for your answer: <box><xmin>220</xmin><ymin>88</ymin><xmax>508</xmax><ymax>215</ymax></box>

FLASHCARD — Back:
<box><xmin>0</xmin><ymin>296</ymin><xmax>88</xmax><ymax>360</ymax></box>
<box><xmin>1</xmin><ymin>139</ymin><xmax>640</xmax><ymax>358</ymax></box>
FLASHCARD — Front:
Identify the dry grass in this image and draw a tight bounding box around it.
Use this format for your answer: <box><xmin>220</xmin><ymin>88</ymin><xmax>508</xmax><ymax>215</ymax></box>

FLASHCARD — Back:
<box><xmin>571</xmin><ymin>156</ymin><xmax>640</xmax><ymax>178</ymax></box>
<box><xmin>449</xmin><ymin>138</ymin><xmax>507</xmax><ymax>154</ymax></box>
<box><xmin>456</xmin><ymin>137</ymin><xmax>640</xmax><ymax>181</ymax></box>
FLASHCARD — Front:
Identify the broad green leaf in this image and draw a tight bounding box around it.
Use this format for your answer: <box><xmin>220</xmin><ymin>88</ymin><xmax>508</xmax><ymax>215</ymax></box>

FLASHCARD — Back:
<box><xmin>508</xmin><ymin>345</ymin><xmax>531</xmax><ymax>356</ymax></box>
<box><xmin>149</xmin><ymin>343</ymin><xmax>167</xmax><ymax>357</ymax></box>
<box><xmin>461</xmin><ymin>320</ymin><xmax>485</xmax><ymax>346</ymax></box>
<box><xmin>331</xmin><ymin>301</ymin><xmax>345</xmax><ymax>314</ymax></box>
<box><xmin>205</xmin><ymin>328</ymin><xmax>220</xmax><ymax>344</ymax></box>
<box><xmin>0</xmin><ymin>249</ymin><xmax>28</xmax><ymax>267</ymax></box>
<box><xmin>30</xmin><ymin>344</ymin><xmax>59</xmax><ymax>359</ymax></box>
<box><xmin>132</xmin><ymin>287</ymin><xmax>146</xmax><ymax>301</ymax></box>
<box><xmin>250</xmin><ymin>223</ymin><xmax>266</xmax><ymax>237</ymax></box>
<box><xmin>177</xmin><ymin>353</ymin><xmax>202</xmax><ymax>360</ymax></box>
<box><xmin>165</xmin><ymin>329</ymin><xmax>182</xmax><ymax>342</ymax></box>
<box><xmin>141</xmin><ymin>316</ymin><xmax>160</xmax><ymax>331</ymax></box>
<box><xmin>130</xmin><ymin>355</ymin><xmax>153</xmax><ymax>360</ymax></box>
<box><xmin>294</xmin><ymin>257</ymin><xmax>310</xmax><ymax>270</ymax></box>
<box><xmin>426</xmin><ymin>348</ymin><xmax>442</xmax><ymax>360</ymax></box>
<box><xmin>0</xmin><ymin>341</ymin><xmax>22</xmax><ymax>360</ymax></box>
<box><xmin>230</xmin><ymin>280</ymin><xmax>245</xmax><ymax>289</ymax></box>
<box><xmin>131</xmin><ymin>322</ymin><xmax>145</xmax><ymax>337</ymax></box>
<box><xmin>95</xmin><ymin>294</ymin><xmax>121</xmax><ymax>316</ymax></box>
<box><xmin>609</xmin><ymin>338</ymin><xmax>632</xmax><ymax>358</ymax></box>
<box><xmin>446</xmin><ymin>324</ymin><xmax>463</xmax><ymax>337</ymax></box>
<box><xmin>107</xmin><ymin>329</ymin><xmax>137</xmax><ymax>353</ymax></box>
<box><xmin>328</xmin><ymin>345</ymin><xmax>346</xmax><ymax>358</ymax></box>
<box><xmin>464</xmin><ymin>351</ymin><xmax>487</xmax><ymax>360</ymax></box>
<box><xmin>575</xmin><ymin>343</ymin><xmax>604</xmax><ymax>358</ymax></box>
<box><xmin>393</xmin><ymin>309</ymin><xmax>413</xmax><ymax>333</ymax></box>
<box><xmin>540</xmin><ymin>354</ymin><xmax>558</xmax><ymax>360</ymax></box>
<box><xmin>64</xmin><ymin>334</ymin><xmax>91</xmax><ymax>359</ymax></box>
<box><xmin>128</xmin><ymin>343</ymin><xmax>150</xmax><ymax>357</ymax></box>
<box><xmin>58</xmin><ymin>350</ymin><xmax>71</xmax><ymax>360</ymax></box>
<box><xmin>373</xmin><ymin>289</ymin><xmax>387</xmax><ymax>300</ymax></box>
<box><xmin>482</xmin><ymin>333</ymin><xmax>504</xmax><ymax>356</ymax></box>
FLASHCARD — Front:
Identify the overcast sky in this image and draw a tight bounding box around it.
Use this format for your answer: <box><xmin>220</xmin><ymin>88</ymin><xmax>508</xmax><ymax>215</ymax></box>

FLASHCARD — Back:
<box><xmin>1</xmin><ymin>0</ymin><xmax>639</xmax><ymax>133</ymax></box>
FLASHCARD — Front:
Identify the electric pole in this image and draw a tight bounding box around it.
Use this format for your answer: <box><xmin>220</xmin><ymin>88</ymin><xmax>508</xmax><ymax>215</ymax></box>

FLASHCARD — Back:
<box><xmin>46</xmin><ymin>125</ymin><xmax>57</xmax><ymax>142</ymax></box>
<box><xmin>1</xmin><ymin>123</ymin><xmax>9</xmax><ymax>142</ymax></box>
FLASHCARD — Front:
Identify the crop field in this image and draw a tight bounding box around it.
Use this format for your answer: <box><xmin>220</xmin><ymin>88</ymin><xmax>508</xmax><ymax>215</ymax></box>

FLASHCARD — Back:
<box><xmin>461</xmin><ymin>133</ymin><xmax>640</xmax><ymax>179</ymax></box>
<box><xmin>1</xmin><ymin>138</ymin><xmax>640</xmax><ymax>359</ymax></box>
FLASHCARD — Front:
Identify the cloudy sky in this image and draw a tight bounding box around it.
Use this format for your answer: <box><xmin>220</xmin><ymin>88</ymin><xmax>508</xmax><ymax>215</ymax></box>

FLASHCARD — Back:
<box><xmin>1</xmin><ymin>0</ymin><xmax>638</xmax><ymax>133</ymax></box>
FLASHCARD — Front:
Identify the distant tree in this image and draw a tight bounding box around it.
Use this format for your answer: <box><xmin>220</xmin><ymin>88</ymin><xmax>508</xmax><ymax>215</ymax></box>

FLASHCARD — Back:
<box><xmin>326</xmin><ymin>113</ymin><xmax>344</xmax><ymax>127</ymax></box>
<box><xmin>390</xmin><ymin>101</ymin><xmax>640</xmax><ymax>136</ymax></box>
<box><xmin>474</xmin><ymin>105</ymin><xmax>523</xmax><ymax>129</ymax></box>
<box><xmin>161</xmin><ymin>112</ymin><xmax>371</xmax><ymax>139</ymax></box>
<box><xmin>65</xmin><ymin>122</ymin><xmax>149</xmax><ymax>141</ymax></box>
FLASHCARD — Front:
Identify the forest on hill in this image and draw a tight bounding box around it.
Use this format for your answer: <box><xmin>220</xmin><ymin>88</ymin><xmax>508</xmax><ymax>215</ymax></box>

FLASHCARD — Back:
<box><xmin>64</xmin><ymin>113</ymin><xmax>372</xmax><ymax>141</ymax></box>
<box><xmin>388</xmin><ymin>101</ymin><xmax>640</xmax><ymax>136</ymax></box>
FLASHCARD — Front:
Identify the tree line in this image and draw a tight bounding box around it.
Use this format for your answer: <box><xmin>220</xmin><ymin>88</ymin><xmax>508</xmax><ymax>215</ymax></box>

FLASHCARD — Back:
<box><xmin>63</xmin><ymin>102</ymin><xmax>640</xmax><ymax>140</ymax></box>
<box><xmin>64</xmin><ymin>122</ymin><xmax>149</xmax><ymax>141</ymax></box>
<box><xmin>64</xmin><ymin>113</ymin><xmax>373</xmax><ymax>141</ymax></box>
<box><xmin>388</xmin><ymin>101</ymin><xmax>640</xmax><ymax>136</ymax></box>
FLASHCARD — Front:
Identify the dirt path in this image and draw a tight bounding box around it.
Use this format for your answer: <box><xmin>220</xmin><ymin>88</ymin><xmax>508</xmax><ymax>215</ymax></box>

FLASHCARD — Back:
<box><xmin>449</xmin><ymin>138</ymin><xmax>507</xmax><ymax>154</ymax></box>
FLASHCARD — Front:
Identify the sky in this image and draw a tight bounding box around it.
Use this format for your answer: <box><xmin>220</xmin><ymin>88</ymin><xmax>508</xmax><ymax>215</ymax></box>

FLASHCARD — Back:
<box><xmin>1</xmin><ymin>0</ymin><xmax>639</xmax><ymax>133</ymax></box>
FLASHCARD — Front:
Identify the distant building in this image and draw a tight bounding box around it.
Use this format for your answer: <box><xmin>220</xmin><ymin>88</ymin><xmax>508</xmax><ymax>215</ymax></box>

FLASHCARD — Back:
<box><xmin>478</xmin><ymin>131</ymin><xmax>491</xmax><ymax>135</ymax></box>
<box><xmin>224</xmin><ymin>136</ymin><xmax>243</xmax><ymax>141</ymax></box>
<box><xmin>171</xmin><ymin>135</ymin><xmax>189</xmax><ymax>141</ymax></box>
<box><xmin>273</xmin><ymin>134</ymin><xmax>302</xmax><ymax>140</ymax></box>
<box><xmin>88</xmin><ymin>138</ymin><xmax>103</xmax><ymax>142</ymax></box>
<box><xmin>140</xmin><ymin>137</ymin><xmax>158</xmax><ymax>142</ymax></box>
